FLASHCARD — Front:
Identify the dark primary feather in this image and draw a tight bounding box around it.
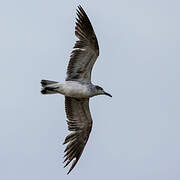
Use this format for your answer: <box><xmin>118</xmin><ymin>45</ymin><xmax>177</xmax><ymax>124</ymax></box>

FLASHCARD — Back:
<box><xmin>64</xmin><ymin>97</ymin><xmax>92</xmax><ymax>174</ymax></box>
<box><xmin>66</xmin><ymin>5</ymin><xmax>99</xmax><ymax>82</ymax></box>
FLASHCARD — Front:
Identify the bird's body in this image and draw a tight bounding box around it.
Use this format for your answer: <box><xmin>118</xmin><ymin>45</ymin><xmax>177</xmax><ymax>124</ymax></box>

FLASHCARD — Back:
<box><xmin>42</xmin><ymin>80</ymin><xmax>97</xmax><ymax>98</ymax></box>
<box><xmin>41</xmin><ymin>5</ymin><xmax>111</xmax><ymax>174</ymax></box>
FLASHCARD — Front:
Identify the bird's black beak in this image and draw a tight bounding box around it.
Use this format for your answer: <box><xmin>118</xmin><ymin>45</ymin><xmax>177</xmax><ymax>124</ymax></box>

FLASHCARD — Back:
<box><xmin>104</xmin><ymin>92</ymin><xmax>112</xmax><ymax>97</ymax></box>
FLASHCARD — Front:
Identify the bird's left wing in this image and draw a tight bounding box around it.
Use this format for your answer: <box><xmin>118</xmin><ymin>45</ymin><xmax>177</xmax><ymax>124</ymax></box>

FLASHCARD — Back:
<box><xmin>63</xmin><ymin>97</ymin><xmax>92</xmax><ymax>174</ymax></box>
<box><xmin>66</xmin><ymin>5</ymin><xmax>99</xmax><ymax>83</ymax></box>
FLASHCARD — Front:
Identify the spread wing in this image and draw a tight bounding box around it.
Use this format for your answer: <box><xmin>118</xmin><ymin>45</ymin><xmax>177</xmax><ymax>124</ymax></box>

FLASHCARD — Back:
<box><xmin>66</xmin><ymin>5</ymin><xmax>99</xmax><ymax>83</ymax></box>
<box><xmin>63</xmin><ymin>97</ymin><xmax>93</xmax><ymax>174</ymax></box>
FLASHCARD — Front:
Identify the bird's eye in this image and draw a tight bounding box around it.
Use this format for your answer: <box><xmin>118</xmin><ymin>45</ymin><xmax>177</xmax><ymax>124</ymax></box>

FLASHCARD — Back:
<box><xmin>96</xmin><ymin>86</ymin><xmax>103</xmax><ymax>90</ymax></box>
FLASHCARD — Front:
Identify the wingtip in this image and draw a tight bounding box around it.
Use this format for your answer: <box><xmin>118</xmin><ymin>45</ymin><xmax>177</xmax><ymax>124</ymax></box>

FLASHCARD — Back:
<box><xmin>77</xmin><ymin>4</ymin><xmax>82</xmax><ymax>9</ymax></box>
<box><xmin>66</xmin><ymin>165</ymin><xmax>73</xmax><ymax>175</ymax></box>
<box><xmin>76</xmin><ymin>5</ymin><xmax>82</xmax><ymax>15</ymax></box>
<box><xmin>77</xmin><ymin>5</ymin><xmax>85</xmax><ymax>14</ymax></box>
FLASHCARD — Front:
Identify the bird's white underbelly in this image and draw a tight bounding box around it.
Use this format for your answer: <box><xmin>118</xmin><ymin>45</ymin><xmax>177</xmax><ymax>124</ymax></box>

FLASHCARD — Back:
<box><xmin>57</xmin><ymin>81</ymin><xmax>91</xmax><ymax>98</ymax></box>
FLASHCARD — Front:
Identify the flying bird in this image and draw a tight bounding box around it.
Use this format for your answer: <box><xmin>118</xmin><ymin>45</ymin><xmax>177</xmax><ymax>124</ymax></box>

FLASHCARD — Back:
<box><xmin>41</xmin><ymin>5</ymin><xmax>112</xmax><ymax>174</ymax></box>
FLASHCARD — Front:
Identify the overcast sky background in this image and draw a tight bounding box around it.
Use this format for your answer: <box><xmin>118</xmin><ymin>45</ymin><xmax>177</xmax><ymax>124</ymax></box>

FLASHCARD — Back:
<box><xmin>0</xmin><ymin>0</ymin><xmax>180</xmax><ymax>179</ymax></box>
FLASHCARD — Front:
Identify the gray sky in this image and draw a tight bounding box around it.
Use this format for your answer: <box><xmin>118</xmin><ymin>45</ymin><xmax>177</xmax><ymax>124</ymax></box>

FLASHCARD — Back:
<box><xmin>0</xmin><ymin>0</ymin><xmax>180</xmax><ymax>179</ymax></box>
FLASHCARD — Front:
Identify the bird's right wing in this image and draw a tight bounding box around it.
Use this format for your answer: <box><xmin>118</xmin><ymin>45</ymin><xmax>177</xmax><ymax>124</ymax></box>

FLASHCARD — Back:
<box><xmin>66</xmin><ymin>5</ymin><xmax>99</xmax><ymax>83</ymax></box>
<box><xmin>63</xmin><ymin>97</ymin><xmax>93</xmax><ymax>174</ymax></box>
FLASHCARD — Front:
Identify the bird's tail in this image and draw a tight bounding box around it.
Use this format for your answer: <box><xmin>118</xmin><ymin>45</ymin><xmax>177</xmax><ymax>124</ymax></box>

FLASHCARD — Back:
<box><xmin>41</xmin><ymin>79</ymin><xmax>59</xmax><ymax>95</ymax></box>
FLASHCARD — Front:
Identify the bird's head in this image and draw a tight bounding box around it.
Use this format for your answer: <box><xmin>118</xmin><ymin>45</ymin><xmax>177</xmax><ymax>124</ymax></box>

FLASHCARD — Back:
<box><xmin>95</xmin><ymin>85</ymin><xmax>112</xmax><ymax>97</ymax></box>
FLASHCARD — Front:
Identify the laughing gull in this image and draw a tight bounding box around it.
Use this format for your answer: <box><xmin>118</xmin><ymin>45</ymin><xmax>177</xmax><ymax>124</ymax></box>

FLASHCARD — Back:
<box><xmin>41</xmin><ymin>5</ymin><xmax>112</xmax><ymax>174</ymax></box>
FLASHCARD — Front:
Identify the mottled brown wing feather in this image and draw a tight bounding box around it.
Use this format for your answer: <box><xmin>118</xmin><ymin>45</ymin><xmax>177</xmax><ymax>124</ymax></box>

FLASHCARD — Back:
<box><xmin>64</xmin><ymin>97</ymin><xmax>92</xmax><ymax>174</ymax></box>
<box><xmin>66</xmin><ymin>5</ymin><xmax>99</xmax><ymax>82</ymax></box>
